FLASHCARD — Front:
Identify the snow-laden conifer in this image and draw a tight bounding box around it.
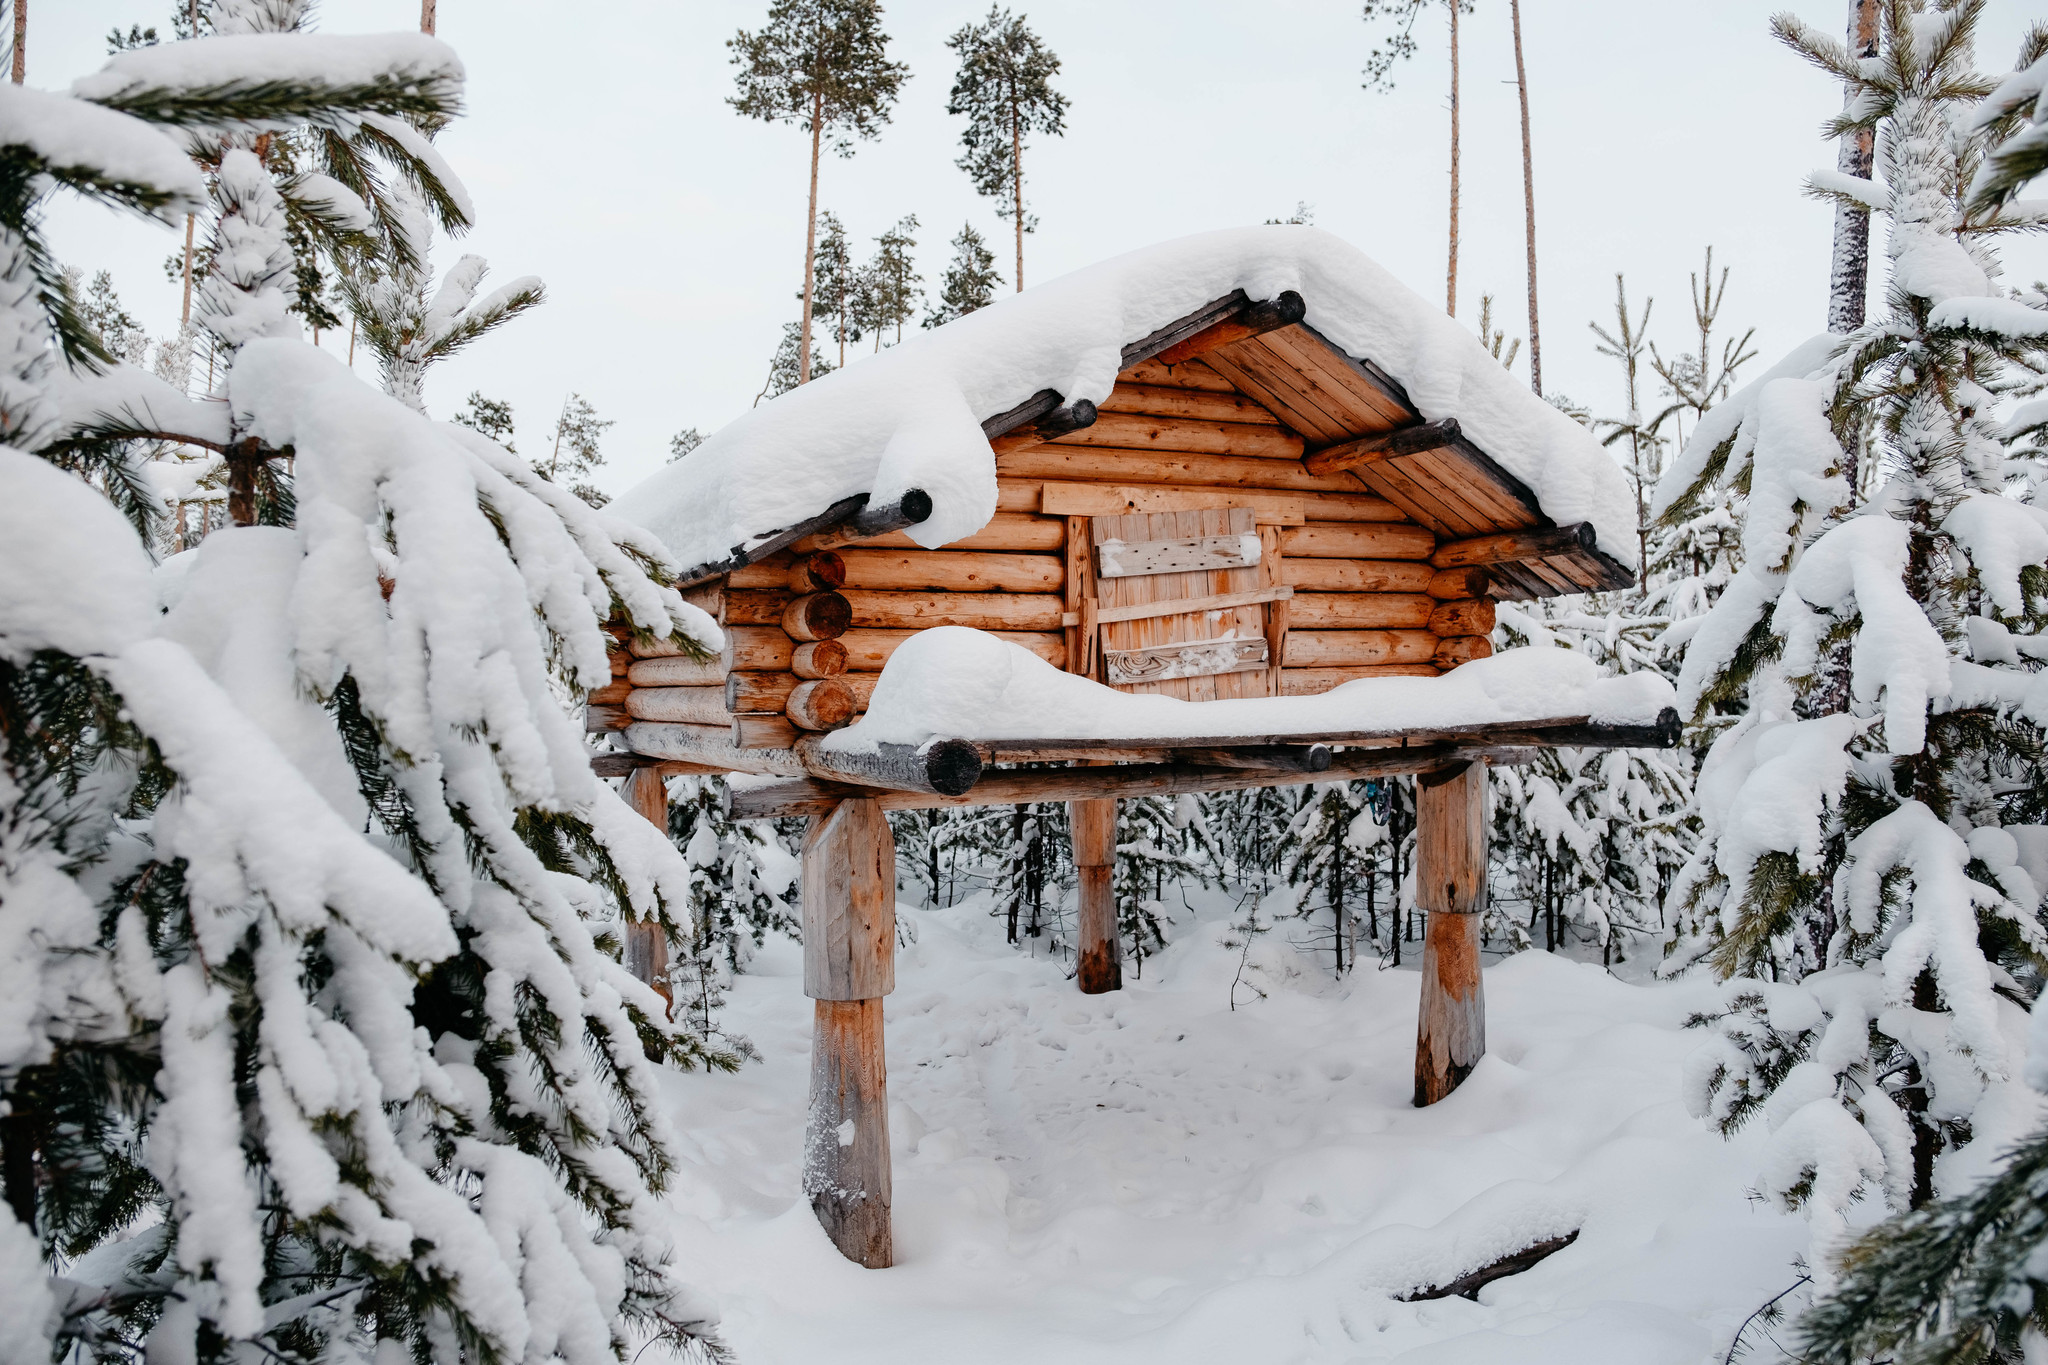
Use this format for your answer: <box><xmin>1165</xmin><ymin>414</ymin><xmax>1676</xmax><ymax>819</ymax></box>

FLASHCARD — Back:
<box><xmin>4</xmin><ymin>19</ymin><xmax>733</xmax><ymax>1362</ymax></box>
<box><xmin>1663</xmin><ymin>0</ymin><xmax>2048</xmax><ymax>1278</ymax></box>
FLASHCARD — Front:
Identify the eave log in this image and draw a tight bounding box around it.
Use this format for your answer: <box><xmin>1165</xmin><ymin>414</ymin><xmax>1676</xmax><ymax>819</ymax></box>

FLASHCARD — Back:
<box><xmin>1301</xmin><ymin>418</ymin><xmax>1463</xmax><ymax>476</ymax></box>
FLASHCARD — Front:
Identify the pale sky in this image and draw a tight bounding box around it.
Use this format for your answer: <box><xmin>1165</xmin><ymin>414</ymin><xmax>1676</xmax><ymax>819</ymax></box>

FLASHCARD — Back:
<box><xmin>45</xmin><ymin>0</ymin><xmax>2048</xmax><ymax>504</ymax></box>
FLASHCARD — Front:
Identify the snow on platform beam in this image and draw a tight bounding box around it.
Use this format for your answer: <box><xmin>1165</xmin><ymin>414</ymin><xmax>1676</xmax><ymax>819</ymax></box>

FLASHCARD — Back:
<box><xmin>722</xmin><ymin>709</ymin><xmax>1678</xmax><ymax>819</ymax></box>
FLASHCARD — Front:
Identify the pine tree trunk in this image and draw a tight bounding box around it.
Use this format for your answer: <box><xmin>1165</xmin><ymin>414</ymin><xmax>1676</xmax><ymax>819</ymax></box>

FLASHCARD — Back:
<box><xmin>180</xmin><ymin>214</ymin><xmax>195</xmax><ymax>325</ymax></box>
<box><xmin>1509</xmin><ymin>0</ymin><xmax>1541</xmax><ymax>395</ymax></box>
<box><xmin>1445</xmin><ymin>0</ymin><xmax>1460</xmax><ymax>318</ymax></box>
<box><xmin>1826</xmin><ymin>0</ymin><xmax>1881</xmax><ymax>335</ymax></box>
<box><xmin>420</xmin><ymin>0</ymin><xmax>436</xmax><ymax>34</ymax></box>
<box><xmin>799</xmin><ymin>90</ymin><xmax>823</xmax><ymax>386</ymax></box>
<box><xmin>11</xmin><ymin>0</ymin><xmax>23</xmax><ymax>85</ymax></box>
<box><xmin>1012</xmin><ymin>93</ymin><xmax>1025</xmax><ymax>292</ymax></box>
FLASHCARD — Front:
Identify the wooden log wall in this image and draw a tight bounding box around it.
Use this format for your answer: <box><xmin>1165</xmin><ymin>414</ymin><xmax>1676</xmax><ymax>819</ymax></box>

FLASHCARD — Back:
<box><xmin>595</xmin><ymin>349</ymin><xmax>1513</xmax><ymax>754</ymax></box>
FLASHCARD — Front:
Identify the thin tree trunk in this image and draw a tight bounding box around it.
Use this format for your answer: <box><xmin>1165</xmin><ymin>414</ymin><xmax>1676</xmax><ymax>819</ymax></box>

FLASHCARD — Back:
<box><xmin>1827</xmin><ymin>0</ymin><xmax>1881</xmax><ymax>336</ymax></box>
<box><xmin>800</xmin><ymin>90</ymin><xmax>823</xmax><ymax>386</ymax></box>
<box><xmin>1510</xmin><ymin>0</ymin><xmax>1541</xmax><ymax>395</ymax></box>
<box><xmin>180</xmin><ymin>214</ymin><xmax>195</xmax><ymax>325</ymax></box>
<box><xmin>420</xmin><ymin>0</ymin><xmax>436</xmax><ymax>34</ymax></box>
<box><xmin>10</xmin><ymin>0</ymin><xmax>22</xmax><ymax>84</ymax></box>
<box><xmin>1445</xmin><ymin>0</ymin><xmax>1460</xmax><ymax>318</ymax></box>
<box><xmin>1012</xmin><ymin>93</ymin><xmax>1025</xmax><ymax>291</ymax></box>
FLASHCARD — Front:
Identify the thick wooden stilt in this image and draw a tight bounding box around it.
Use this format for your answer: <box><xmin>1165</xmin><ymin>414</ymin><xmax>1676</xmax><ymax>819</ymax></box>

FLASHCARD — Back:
<box><xmin>620</xmin><ymin>766</ymin><xmax>672</xmax><ymax>1008</ymax></box>
<box><xmin>1070</xmin><ymin>796</ymin><xmax>1119</xmax><ymax>993</ymax></box>
<box><xmin>805</xmin><ymin>998</ymin><xmax>891</xmax><ymax>1268</ymax></box>
<box><xmin>801</xmin><ymin>798</ymin><xmax>895</xmax><ymax>1266</ymax></box>
<box><xmin>1414</xmin><ymin>760</ymin><xmax>1487</xmax><ymax>1106</ymax></box>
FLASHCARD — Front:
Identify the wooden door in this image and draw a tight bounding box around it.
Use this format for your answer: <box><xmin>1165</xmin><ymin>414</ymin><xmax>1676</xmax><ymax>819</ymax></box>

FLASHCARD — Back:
<box><xmin>1089</xmin><ymin>506</ymin><xmax>1285</xmax><ymax>700</ymax></box>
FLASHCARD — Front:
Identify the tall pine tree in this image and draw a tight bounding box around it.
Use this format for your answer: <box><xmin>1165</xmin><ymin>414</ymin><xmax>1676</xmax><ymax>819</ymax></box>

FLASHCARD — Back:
<box><xmin>944</xmin><ymin>7</ymin><xmax>1067</xmax><ymax>292</ymax></box>
<box><xmin>728</xmin><ymin>0</ymin><xmax>907</xmax><ymax>385</ymax></box>
<box><xmin>923</xmin><ymin>222</ymin><xmax>1002</xmax><ymax>328</ymax></box>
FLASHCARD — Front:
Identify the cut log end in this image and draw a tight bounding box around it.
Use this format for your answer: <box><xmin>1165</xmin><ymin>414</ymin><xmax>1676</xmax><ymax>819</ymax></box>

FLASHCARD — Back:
<box><xmin>924</xmin><ymin>738</ymin><xmax>984</xmax><ymax>796</ymax></box>
<box><xmin>792</xmin><ymin>639</ymin><xmax>849</xmax><ymax>678</ymax></box>
<box><xmin>783</xmin><ymin>591</ymin><xmax>853</xmax><ymax>642</ymax></box>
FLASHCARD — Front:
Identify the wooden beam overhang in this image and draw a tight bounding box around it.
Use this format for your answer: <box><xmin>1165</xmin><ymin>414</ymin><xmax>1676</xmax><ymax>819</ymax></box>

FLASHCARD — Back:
<box><xmin>674</xmin><ymin>488</ymin><xmax>934</xmax><ymax>589</ymax></box>
<box><xmin>715</xmin><ymin>708</ymin><xmax>1681</xmax><ymax>819</ymax></box>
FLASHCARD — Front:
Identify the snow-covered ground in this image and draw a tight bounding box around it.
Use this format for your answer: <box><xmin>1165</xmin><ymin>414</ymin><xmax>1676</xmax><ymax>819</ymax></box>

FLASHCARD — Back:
<box><xmin>658</xmin><ymin>893</ymin><xmax>1816</xmax><ymax>1364</ymax></box>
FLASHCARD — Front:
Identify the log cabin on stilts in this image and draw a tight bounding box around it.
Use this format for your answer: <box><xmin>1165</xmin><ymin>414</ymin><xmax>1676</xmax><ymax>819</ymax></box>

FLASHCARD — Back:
<box><xmin>600</xmin><ymin>229</ymin><xmax>1676</xmax><ymax>1269</ymax></box>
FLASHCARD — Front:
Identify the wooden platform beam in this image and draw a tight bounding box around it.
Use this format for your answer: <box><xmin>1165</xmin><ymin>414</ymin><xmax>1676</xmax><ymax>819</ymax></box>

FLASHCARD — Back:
<box><xmin>1071</xmin><ymin>795</ymin><xmax>1119</xmax><ymax>993</ymax></box>
<box><xmin>1414</xmin><ymin>760</ymin><xmax>1487</xmax><ymax>1107</ymax></box>
<box><xmin>801</xmin><ymin>798</ymin><xmax>896</xmax><ymax>1267</ymax></box>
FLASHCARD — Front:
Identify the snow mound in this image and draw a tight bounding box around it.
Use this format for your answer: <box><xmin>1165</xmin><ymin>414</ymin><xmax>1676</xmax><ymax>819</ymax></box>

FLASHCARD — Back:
<box><xmin>617</xmin><ymin>228</ymin><xmax>1638</xmax><ymax>573</ymax></box>
<box><xmin>822</xmin><ymin>628</ymin><xmax>1674</xmax><ymax>749</ymax></box>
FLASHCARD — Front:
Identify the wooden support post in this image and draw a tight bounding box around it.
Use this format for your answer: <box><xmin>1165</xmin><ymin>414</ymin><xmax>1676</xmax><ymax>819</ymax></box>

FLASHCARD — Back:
<box><xmin>620</xmin><ymin>766</ymin><xmax>672</xmax><ymax>1009</ymax></box>
<box><xmin>801</xmin><ymin>798</ymin><xmax>896</xmax><ymax>1267</ymax></box>
<box><xmin>1414</xmin><ymin>760</ymin><xmax>1487</xmax><ymax>1107</ymax></box>
<box><xmin>1070</xmin><ymin>795</ymin><xmax>1119</xmax><ymax>993</ymax></box>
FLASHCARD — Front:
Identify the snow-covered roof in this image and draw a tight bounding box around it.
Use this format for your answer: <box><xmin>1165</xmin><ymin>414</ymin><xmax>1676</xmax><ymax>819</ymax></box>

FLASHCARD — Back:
<box><xmin>616</xmin><ymin>228</ymin><xmax>1638</xmax><ymax>575</ymax></box>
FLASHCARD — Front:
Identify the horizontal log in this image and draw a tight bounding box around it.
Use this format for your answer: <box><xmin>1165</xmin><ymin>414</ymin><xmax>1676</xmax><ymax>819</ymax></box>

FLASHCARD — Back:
<box><xmin>1301</xmin><ymin>419</ymin><xmax>1463</xmax><ymax>476</ymax></box>
<box><xmin>726</xmin><ymin>671</ymin><xmax>797</xmax><ymax>713</ymax></box>
<box><xmin>1280</xmin><ymin>664</ymin><xmax>1440</xmax><ymax>694</ymax></box>
<box><xmin>626</xmin><ymin>686</ymin><xmax>734</xmax><ymax>725</ymax></box>
<box><xmin>587</xmin><ymin>704</ymin><xmax>629</xmax><ymax>733</ymax></box>
<box><xmin>1281</xmin><ymin>522</ymin><xmax>1437</xmax><ymax>560</ymax></box>
<box><xmin>1435</xmin><ymin>636</ymin><xmax>1494</xmax><ymax>669</ymax></box>
<box><xmin>791</xmin><ymin>639</ymin><xmax>848</xmax><ymax>678</ymax></box>
<box><xmin>727</xmin><ymin>549</ymin><xmax>795</xmax><ymax>588</ymax></box>
<box><xmin>795</xmin><ymin>735</ymin><xmax>984</xmax><ymax>796</ymax></box>
<box><xmin>679</xmin><ymin>583</ymin><xmax>724</xmax><ymax>620</ymax></box>
<box><xmin>1429</xmin><ymin>598</ymin><xmax>1496</xmax><ymax>636</ymax></box>
<box><xmin>621</xmin><ymin>721</ymin><xmax>804</xmax><ymax>776</ymax></box>
<box><xmin>1288</xmin><ymin>592</ymin><xmax>1434</xmax><ymax>630</ymax></box>
<box><xmin>725</xmin><ymin>589</ymin><xmax>787</xmax><ymax>626</ymax></box>
<box><xmin>1427</xmin><ymin>565</ymin><xmax>1492</xmax><ymax>600</ymax></box>
<box><xmin>965</xmin><ymin>708</ymin><xmax>1683</xmax><ymax>756</ymax></box>
<box><xmin>729</xmin><ymin>744</ymin><xmax>1470</xmax><ymax>818</ymax></box>
<box><xmin>727</xmin><ymin>626</ymin><xmax>794</xmax><ymax>671</ymax></box>
<box><xmin>587</xmin><ymin>679</ymin><xmax>632</xmax><ymax>707</ymax></box>
<box><xmin>1050</xmin><ymin>410</ymin><xmax>1305</xmax><ymax>460</ymax></box>
<box><xmin>1099</xmin><ymin>382</ymin><xmax>1282</xmax><ymax>425</ymax></box>
<box><xmin>1115</xmin><ymin>357</ymin><xmax>1238</xmax><ymax>391</ymax></box>
<box><xmin>1039</xmin><ymin>482</ymin><xmax>1307</xmax><ymax>524</ymax></box>
<box><xmin>1175</xmin><ymin>743</ymin><xmax>1331</xmax><ymax>772</ymax></box>
<box><xmin>628</xmin><ymin>655</ymin><xmax>729</xmax><ymax>687</ymax></box>
<box><xmin>842</xmin><ymin>590</ymin><xmax>1064</xmax><ymax>632</ymax></box>
<box><xmin>789</xmin><ymin>551</ymin><xmax>847</xmax><ymax>592</ymax></box>
<box><xmin>735</xmin><ymin>714</ymin><xmax>800</xmax><ymax>749</ymax></box>
<box><xmin>609</xmin><ymin>650</ymin><xmax>631</xmax><ymax>677</ymax></box>
<box><xmin>1152</xmin><ymin>291</ymin><xmax>1306</xmax><ymax>366</ymax></box>
<box><xmin>837</xmin><ymin>628</ymin><xmax>1065</xmax><ymax>672</ymax></box>
<box><xmin>784</xmin><ymin>591</ymin><xmax>853</xmax><ymax>641</ymax></box>
<box><xmin>1431</xmin><ymin>522</ymin><xmax>1597</xmax><ymax>570</ymax></box>
<box><xmin>1295</xmin><ymin>491</ymin><xmax>1412</xmax><ymax>522</ymax></box>
<box><xmin>998</xmin><ymin>446</ymin><xmax>1370</xmax><ymax>494</ymax></box>
<box><xmin>627</xmin><ymin>632</ymin><xmax>718</xmax><ymax>660</ymax></box>
<box><xmin>813</xmin><ymin>511</ymin><xmax>1065</xmax><ymax>553</ymax></box>
<box><xmin>1283</xmin><ymin>629</ymin><xmax>1439</xmax><ymax>667</ymax></box>
<box><xmin>787</xmin><ymin>679</ymin><xmax>857</xmax><ymax>731</ymax></box>
<box><xmin>1091</xmin><ymin>585</ymin><xmax>1292</xmax><ymax>626</ymax></box>
<box><xmin>837</xmin><ymin>548</ymin><xmax>1063</xmax><ymax>594</ymax></box>
<box><xmin>1282</xmin><ymin>558</ymin><xmax>1435</xmax><ymax>593</ymax></box>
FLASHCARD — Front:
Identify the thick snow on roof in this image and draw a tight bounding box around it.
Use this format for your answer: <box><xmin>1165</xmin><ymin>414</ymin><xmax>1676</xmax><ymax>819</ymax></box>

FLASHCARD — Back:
<box><xmin>819</xmin><ymin>628</ymin><xmax>1673</xmax><ymax>751</ymax></box>
<box><xmin>618</xmin><ymin>228</ymin><xmax>1638</xmax><ymax>573</ymax></box>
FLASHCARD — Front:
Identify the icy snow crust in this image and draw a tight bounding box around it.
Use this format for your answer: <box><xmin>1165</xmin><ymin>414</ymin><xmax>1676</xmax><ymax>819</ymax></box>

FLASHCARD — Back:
<box><xmin>822</xmin><ymin>629</ymin><xmax>1673</xmax><ymax>750</ymax></box>
<box><xmin>658</xmin><ymin>900</ymin><xmax>1816</xmax><ymax>1364</ymax></box>
<box><xmin>618</xmin><ymin>228</ymin><xmax>1639</xmax><ymax>572</ymax></box>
